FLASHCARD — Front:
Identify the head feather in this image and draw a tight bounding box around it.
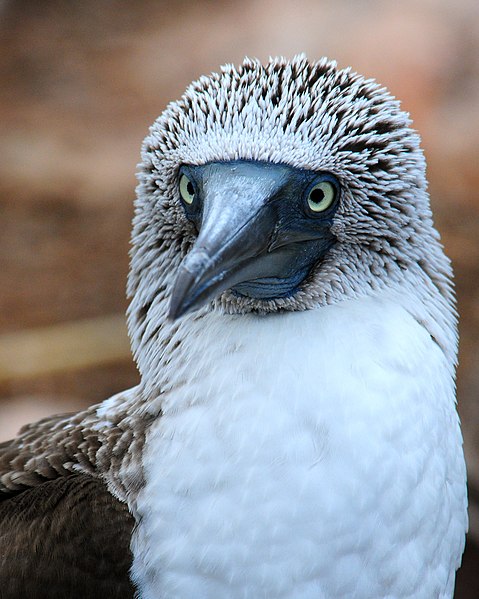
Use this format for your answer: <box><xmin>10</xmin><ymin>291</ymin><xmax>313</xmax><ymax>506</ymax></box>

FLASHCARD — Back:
<box><xmin>128</xmin><ymin>56</ymin><xmax>456</xmax><ymax>381</ymax></box>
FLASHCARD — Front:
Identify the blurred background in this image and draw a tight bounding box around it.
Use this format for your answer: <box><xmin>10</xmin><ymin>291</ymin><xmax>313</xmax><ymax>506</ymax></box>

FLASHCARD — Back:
<box><xmin>0</xmin><ymin>0</ymin><xmax>478</xmax><ymax>593</ymax></box>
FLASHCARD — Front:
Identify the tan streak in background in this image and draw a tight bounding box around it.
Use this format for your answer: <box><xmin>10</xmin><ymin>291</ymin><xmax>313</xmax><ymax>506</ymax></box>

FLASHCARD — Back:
<box><xmin>0</xmin><ymin>315</ymin><xmax>131</xmax><ymax>384</ymax></box>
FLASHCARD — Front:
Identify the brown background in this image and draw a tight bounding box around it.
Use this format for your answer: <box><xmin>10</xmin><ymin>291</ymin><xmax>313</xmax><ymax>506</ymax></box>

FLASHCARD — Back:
<box><xmin>0</xmin><ymin>0</ymin><xmax>478</xmax><ymax>594</ymax></box>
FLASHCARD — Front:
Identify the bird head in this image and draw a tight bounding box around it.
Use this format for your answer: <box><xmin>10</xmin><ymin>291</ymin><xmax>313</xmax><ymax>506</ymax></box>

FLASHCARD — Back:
<box><xmin>127</xmin><ymin>56</ymin><xmax>453</xmax><ymax>372</ymax></box>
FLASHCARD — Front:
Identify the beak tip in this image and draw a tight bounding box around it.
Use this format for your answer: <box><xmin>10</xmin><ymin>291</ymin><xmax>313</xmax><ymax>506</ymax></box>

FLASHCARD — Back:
<box><xmin>168</xmin><ymin>268</ymin><xmax>195</xmax><ymax>321</ymax></box>
<box><xmin>167</xmin><ymin>298</ymin><xmax>185</xmax><ymax>321</ymax></box>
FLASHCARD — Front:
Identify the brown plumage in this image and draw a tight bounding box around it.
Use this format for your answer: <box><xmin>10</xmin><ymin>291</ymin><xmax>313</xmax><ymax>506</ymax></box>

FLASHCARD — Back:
<box><xmin>0</xmin><ymin>475</ymin><xmax>135</xmax><ymax>598</ymax></box>
<box><xmin>0</xmin><ymin>409</ymin><xmax>139</xmax><ymax>598</ymax></box>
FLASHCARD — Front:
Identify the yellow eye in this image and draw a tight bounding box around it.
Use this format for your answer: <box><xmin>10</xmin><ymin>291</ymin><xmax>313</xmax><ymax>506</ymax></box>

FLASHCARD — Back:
<box><xmin>179</xmin><ymin>174</ymin><xmax>195</xmax><ymax>205</ymax></box>
<box><xmin>307</xmin><ymin>181</ymin><xmax>337</xmax><ymax>213</ymax></box>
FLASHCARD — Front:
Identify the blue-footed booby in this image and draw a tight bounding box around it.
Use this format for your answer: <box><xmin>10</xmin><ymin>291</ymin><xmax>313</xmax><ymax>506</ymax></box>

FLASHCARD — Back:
<box><xmin>0</xmin><ymin>56</ymin><xmax>467</xmax><ymax>598</ymax></box>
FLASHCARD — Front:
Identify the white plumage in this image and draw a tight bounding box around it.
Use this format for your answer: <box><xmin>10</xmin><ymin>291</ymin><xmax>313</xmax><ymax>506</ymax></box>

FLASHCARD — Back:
<box><xmin>132</xmin><ymin>295</ymin><xmax>465</xmax><ymax>598</ymax></box>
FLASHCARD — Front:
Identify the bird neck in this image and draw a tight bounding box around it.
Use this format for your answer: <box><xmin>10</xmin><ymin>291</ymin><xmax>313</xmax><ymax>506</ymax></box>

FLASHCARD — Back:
<box><xmin>96</xmin><ymin>264</ymin><xmax>456</xmax><ymax>505</ymax></box>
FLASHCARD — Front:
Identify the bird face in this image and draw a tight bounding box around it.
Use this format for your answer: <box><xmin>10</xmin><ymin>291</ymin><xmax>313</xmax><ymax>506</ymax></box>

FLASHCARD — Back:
<box><xmin>129</xmin><ymin>55</ymin><xmax>449</xmax><ymax>336</ymax></box>
<box><xmin>169</xmin><ymin>160</ymin><xmax>339</xmax><ymax>318</ymax></box>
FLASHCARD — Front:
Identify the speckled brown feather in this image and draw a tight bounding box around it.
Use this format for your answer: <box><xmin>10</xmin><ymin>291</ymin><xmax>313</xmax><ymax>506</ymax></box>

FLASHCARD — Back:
<box><xmin>0</xmin><ymin>389</ymin><xmax>153</xmax><ymax>596</ymax></box>
<box><xmin>0</xmin><ymin>388</ymin><xmax>150</xmax><ymax>501</ymax></box>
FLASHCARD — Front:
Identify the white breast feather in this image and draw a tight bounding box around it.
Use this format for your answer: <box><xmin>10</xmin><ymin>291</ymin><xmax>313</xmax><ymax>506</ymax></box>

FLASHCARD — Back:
<box><xmin>131</xmin><ymin>290</ymin><xmax>467</xmax><ymax>599</ymax></box>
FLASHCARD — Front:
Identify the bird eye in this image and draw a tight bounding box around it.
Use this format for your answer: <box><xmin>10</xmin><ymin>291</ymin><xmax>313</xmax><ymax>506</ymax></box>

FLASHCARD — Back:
<box><xmin>306</xmin><ymin>181</ymin><xmax>337</xmax><ymax>213</ymax></box>
<box><xmin>179</xmin><ymin>174</ymin><xmax>196</xmax><ymax>205</ymax></box>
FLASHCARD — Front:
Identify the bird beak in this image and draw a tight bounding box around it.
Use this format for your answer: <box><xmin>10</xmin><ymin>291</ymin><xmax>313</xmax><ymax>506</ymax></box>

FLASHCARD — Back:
<box><xmin>168</xmin><ymin>163</ymin><xmax>287</xmax><ymax>319</ymax></box>
<box><xmin>168</xmin><ymin>161</ymin><xmax>337</xmax><ymax>319</ymax></box>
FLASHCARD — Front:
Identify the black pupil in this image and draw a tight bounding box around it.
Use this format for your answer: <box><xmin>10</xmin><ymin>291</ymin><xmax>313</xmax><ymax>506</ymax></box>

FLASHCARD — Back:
<box><xmin>310</xmin><ymin>187</ymin><xmax>325</xmax><ymax>204</ymax></box>
<box><xmin>186</xmin><ymin>181</ymin><xmax>195</xmax><ymax>197</ymax></box>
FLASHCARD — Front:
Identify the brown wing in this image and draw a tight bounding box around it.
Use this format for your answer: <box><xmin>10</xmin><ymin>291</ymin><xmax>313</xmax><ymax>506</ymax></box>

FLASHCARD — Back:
<box><xmin>0</xmin><ymin>475</ymin><xmax>135</xmax><ymax>598</ymax></box>
<box><xmin>0</xmin><ymin>410</ymin><xmax>138</xmax><ymax>598</ymax></box>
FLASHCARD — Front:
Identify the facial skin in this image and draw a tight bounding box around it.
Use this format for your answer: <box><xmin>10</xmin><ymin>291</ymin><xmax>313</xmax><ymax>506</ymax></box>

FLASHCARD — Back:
<box><xmin>170</xmin><ymin>160</ymin><xmax>340</xmax><ymax>319</ymax></box>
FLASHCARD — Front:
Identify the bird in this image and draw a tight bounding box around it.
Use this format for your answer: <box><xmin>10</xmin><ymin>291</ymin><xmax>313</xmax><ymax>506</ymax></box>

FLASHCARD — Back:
<box><xmin>0</xmin><ymin>55</ymin><xmax>468</xmax><ymax>599</ymax></box>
